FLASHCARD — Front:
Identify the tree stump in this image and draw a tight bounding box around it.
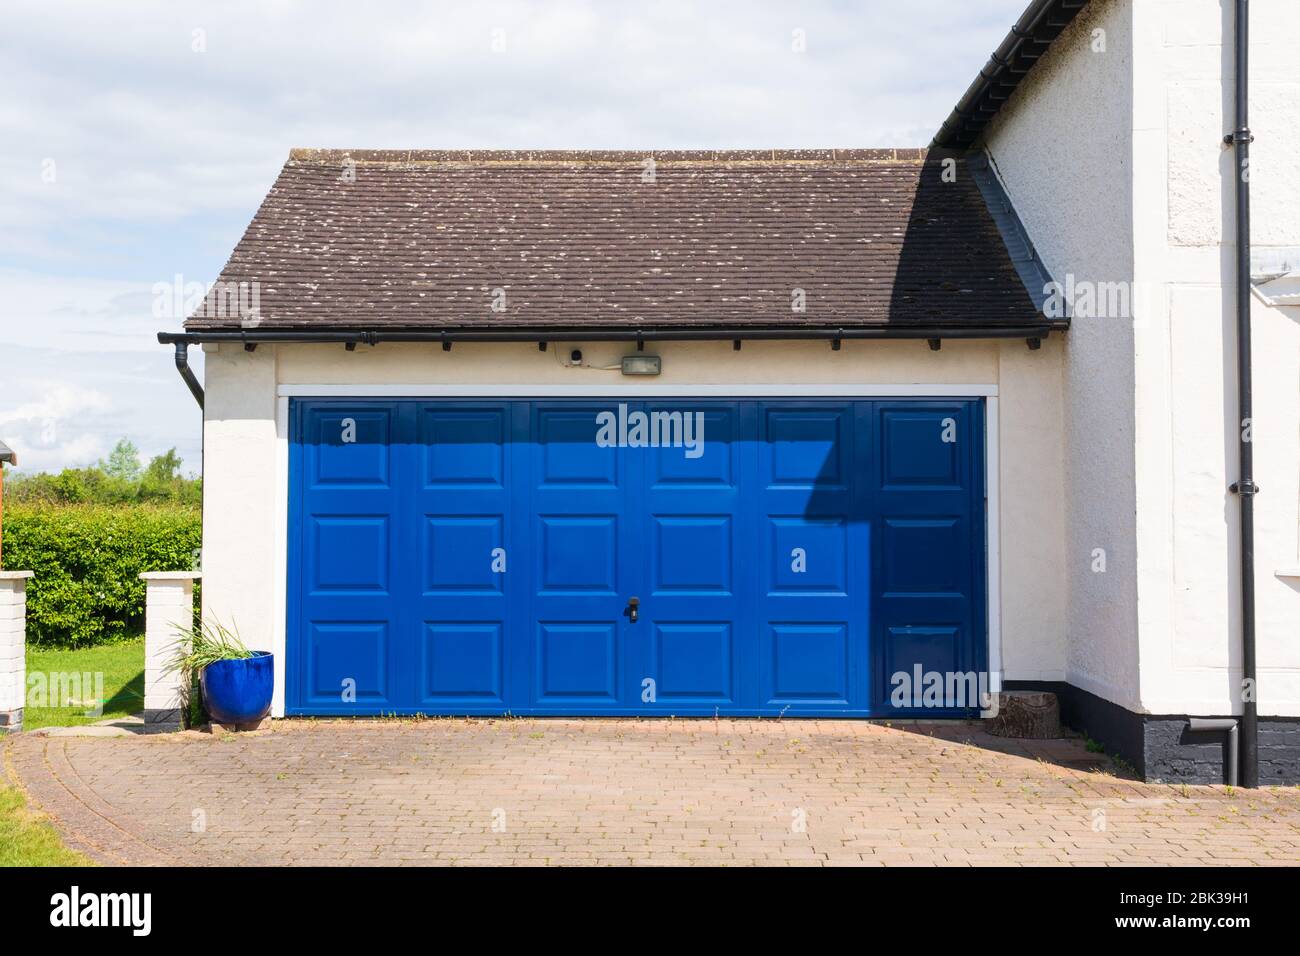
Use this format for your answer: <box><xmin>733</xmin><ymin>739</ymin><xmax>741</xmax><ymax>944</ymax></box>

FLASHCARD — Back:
<box><xmin>986</xmin><ymin>691</ymin><xmax>1061</xmax><ymax>739</ymax></box>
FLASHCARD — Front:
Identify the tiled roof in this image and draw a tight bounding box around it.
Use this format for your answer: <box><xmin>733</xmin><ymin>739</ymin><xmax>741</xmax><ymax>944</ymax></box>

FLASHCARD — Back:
<box><xmin>186</xmin><ymin>148</ymin><xmax>1058</xmax><ymax>335</ymax></box>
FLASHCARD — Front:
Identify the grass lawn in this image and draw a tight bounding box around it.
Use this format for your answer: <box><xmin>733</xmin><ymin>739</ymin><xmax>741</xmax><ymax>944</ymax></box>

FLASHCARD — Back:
<box><xmin>0</xmin><ymin>782</ymin><xmax>93</xmax><ymax>866</ymax></box>
<box><xmin>0</xmin><ymin>639</ymin><xmax>144</xmax><ymax>865</ymax></box>
<box><xmin>22</xmin><ymin>638</ymin><xmax>145</xmax><ymax>731</ymax></box>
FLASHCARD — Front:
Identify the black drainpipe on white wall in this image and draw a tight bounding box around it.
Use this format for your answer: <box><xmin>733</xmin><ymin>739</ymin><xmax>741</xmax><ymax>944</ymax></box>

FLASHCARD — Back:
<box><xmin>173</xmin><ymin>342</ymin><xmax>204</xmax><ymax>409</ymax></box>
<box><xmin>1226</xmin><ymin>0</ymin><xmax>1258</xmax><ymax>789</ymax></box>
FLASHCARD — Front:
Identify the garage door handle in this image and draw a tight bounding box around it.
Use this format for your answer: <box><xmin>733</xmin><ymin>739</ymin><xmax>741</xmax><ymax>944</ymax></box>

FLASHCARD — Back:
<box><xmin>624</xmin><ymin>597</ymin><xmax>640</xmax><ymax>623</ymax></box>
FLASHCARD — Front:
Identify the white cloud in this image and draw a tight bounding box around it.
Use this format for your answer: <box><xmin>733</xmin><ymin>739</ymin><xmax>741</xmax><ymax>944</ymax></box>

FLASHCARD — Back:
<box><xmin>0</xmin><ymin>360</ymin><xmax>200</xmax><ymax>474</ymax></box>
<box><xmin>0</xmin><ymin>382</ymin><xmax>111</xmax><ymax>472</ymax></box>
<box><xmin>0</xmin><ymin>383</ymin><xmax>111</xmax><ymax>428</ymax></box>
<box><xmin>14</xmin><ymin>433</ymin><xmax>107</xmax><ymax>475</ymax></box>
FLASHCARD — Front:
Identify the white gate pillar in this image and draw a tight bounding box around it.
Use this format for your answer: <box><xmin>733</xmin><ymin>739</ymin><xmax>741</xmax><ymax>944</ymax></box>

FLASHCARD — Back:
<box><xmin>140</xmin><ymin>571</ymin><xmax>201</xmax><ymax>724</ymax></box>
<box><xmin>0</xmin><ymin>571</ymin><xmax>34</xmax><ymax>733</ymax></box>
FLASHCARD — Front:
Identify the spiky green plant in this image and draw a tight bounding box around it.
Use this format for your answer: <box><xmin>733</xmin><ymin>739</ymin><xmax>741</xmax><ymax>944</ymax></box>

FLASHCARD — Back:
<box><xmin>166</xmin><ymin>617</ymin><xmax>254</xmax><ymax>686</ymax></box>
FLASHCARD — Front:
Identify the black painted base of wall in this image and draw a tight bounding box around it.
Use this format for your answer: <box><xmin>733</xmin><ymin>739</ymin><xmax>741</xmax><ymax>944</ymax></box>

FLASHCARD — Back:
<box><xmin>1003</xmin><ymin>681</ymin><xmax>1300</xmax><ymax>785</ymax></box>
<box><xmin>0</xmin><ymin>708</ymin><xmax>20</xmax><ymax>734</ymax></box>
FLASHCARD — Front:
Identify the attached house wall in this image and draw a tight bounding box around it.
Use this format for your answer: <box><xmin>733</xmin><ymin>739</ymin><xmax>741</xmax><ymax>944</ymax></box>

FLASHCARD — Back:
<box><xmin>982</xmin><ymin>0</ymin><xmax>1140</xmax><ymax>713</ymax></box>
<box><xmin>199</xmin><ymin>338</ymin><xmax>1068</xmax><ymax>718</ymax></box>
<box><xmin>984</xmin><ymin>0</ymin><xmax>1300</xmax><ymax>734</ymax></box>
<box><xmin>1129</xmin><ymin>0</ymin><xmax>1300</xmax><ymax>720</ymax></box>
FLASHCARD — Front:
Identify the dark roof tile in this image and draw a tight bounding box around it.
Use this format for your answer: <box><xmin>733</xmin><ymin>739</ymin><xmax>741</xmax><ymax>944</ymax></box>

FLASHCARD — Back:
<box><xmin>187</xmin><ymin>149</ymin><xmax>1055</xmax><ymax>334</ymax></box>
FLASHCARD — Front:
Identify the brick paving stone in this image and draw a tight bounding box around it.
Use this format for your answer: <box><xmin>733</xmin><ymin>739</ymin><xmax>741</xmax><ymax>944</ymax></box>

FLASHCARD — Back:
<box><xmin>4</xmin><ymin>718</ymin><xmax>1298</xmax><ymax>866</ymax></box>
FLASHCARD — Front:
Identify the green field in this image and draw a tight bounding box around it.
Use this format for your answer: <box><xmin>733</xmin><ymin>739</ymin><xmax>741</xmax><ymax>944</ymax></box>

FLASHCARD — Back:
<box><xmin>22</xmin><ymin>638</ymin><xmax>145</xmax><ymax>731</ymax></box>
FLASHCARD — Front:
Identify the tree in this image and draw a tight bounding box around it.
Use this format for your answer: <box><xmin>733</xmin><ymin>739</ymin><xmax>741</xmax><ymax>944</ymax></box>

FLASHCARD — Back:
<box><xmin>8</xmin><ymin>440</ymin><xmax>200</xmax><ymax>506</ymax></box>
<box><xmin>51</xmin><ymin>469</ymin><xmax>91</xmax><ymax>503</ymax></box>
<box><xmin>101</xmin><ymin>439</ymin><xmax>143</xmax><ymax>483</ymax></box>
<box><xmin>139</xmin><ymin>448</ymin><xmax>194</xmax><ymax>503</ymax></box>
<box><xmin>144</xmin><ymin>448</ymin><xmax>183</xmax><ymax>484</ymax></box>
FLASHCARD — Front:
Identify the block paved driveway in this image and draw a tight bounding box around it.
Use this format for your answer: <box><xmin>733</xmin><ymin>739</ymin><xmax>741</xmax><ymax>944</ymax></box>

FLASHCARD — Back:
<box><xmin>6</xmin><ymin>719</ymin><xmax>1299</xmax><ymax>866</ymax></box>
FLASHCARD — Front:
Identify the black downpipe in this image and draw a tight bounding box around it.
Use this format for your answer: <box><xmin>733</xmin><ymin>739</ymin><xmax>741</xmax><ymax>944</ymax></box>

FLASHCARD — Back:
<box><xmin>1228</xmin><ymin>0</ymin><xmax>1257</xmax><ymax>788</ymax></box>
<box><xmin>173</xmin><ymin>341</ymin><xmax>204</xmax><ymax>409</ymax></box>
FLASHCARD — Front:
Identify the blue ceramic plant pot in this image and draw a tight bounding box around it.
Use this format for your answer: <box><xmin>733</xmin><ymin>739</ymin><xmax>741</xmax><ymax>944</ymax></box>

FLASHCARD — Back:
<box><xmin>200</xmin><ymin>652</ymin><xmax>274</xmax><ymax>725</ymax></box>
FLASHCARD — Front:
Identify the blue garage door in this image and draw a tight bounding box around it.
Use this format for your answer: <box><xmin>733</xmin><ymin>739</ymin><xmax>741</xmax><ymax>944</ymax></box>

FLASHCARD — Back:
<box><xmin>287</xmin><ymin>399</ymin><xmax>986</xmax><ymax>717</ymax></box>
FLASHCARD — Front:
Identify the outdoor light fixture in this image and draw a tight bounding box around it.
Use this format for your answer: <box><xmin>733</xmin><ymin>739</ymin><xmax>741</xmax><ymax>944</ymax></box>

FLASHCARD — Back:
<box><xmin>621</xmin><ymin>354</ymin><xmax>661</xmax><ymax>376</ymax></box>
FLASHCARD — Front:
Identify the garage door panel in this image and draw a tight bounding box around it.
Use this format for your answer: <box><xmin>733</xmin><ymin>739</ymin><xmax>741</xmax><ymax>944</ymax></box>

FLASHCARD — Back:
<box><xmin>872</xmin><ymin>400</ymin><xmax>986</xmax><ymax>715</ymax></box>
<box><xmin>651</xmin><ymin>515</ymin><xmax>733</xmax><ymax>595</ymax></box>
<box><xmin>420</xmin><ymin>406</ymin><xmax>507</xmax><ymax>488</ymax></box>
<box><xmin>537</xmin><ymin>516</ymin><xmax>619</xmax><ymax>593</ymax></box>
<box><xmin>762</xmin><ymin>405</ymin><xmax>853</xmax><ymax>489</ymax></box>
<box><xmin>420</xmin><ymin>622</ymin><xmax>505</xmax><ymax>703</ymax></box>
<box><xmin>309</xmin><ymin>516</ymin><xmax>390</xmax><ymax>593</ymax></box>
<box><xmin>528</xmin><ymin>403</ymin><xmax>634</xmax><ymax>709</ymax></box>
<box><xmin>645</xmin><ymin>404</ymin><xmax>739</xmax><ymax>488</ymax></box>
<box><xmin>879</xmin><ymin>405</ymin><xmax>969</xmax><ymax>490</ymax></box>
<box><xmin>750</xmin><ymin>402</ymin><xmax>867</xmax><ymax>711</ymax></box>
<box><xmin>634</xmin><ymin>403</ymin><xmax>745</xmax><ymax>710</ymax></box>
<box><xmin>763</xmin><ymin>623</ymin><xmax>851</xmax><ymax>704</ymax></box>
<box><xmin>307</xmin><ymin>408</ymin><xmax>394</xmax><ymax>489</ymax></box>
<box><xmin>648</xmin><ymin>622</ymin><xmax>734</xmax><ymax>703</ymax></box>
<box><xmin>882</xmin><ymin>625</ymin><xmax>984</xmax><ymax>710</ymax></box>
<box><xmin>291</xmin><ymin>401</ymin><xmax>410</xmax><ymax>713</ymax></box>
<box><xmin>536</xmin><ymin>622</ymin><xmax>620</xmax><ymax>702</ymax></box>
<box><xmin>407</xmin><ymin>402</ymin><xmax>516</xmax><ymax>707</ymax></box>
<box><xmin>884</xmin><ymin>625</ymin><xmax>965</xmax><ymax>675</ymax></box>
<box><xmin>881</xmin><ymin>516</ymin><xmax>968</xmax><ymax>595</ymax></box>
<box><xmin>536</xmin><ymin>406</ymin><xmax>621</xmax><ymax>487</ymax></box>
<box><xmin>305</xmin><ymin>621</ymin><xmax>391</xmax><ymax>705</ymax></box>
<box><xmin>423</xmin><ymin>515</ymin><xmax>505</xmax><ymax>593</ymax></box>
<box><xmin>768</xmin><ymin>516</ymin><xmax>848</xmax><ymax>594</ymax></box>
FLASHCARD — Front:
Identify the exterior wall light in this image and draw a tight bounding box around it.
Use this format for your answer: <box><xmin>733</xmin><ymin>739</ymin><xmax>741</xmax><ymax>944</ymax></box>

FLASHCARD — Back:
<box><xmin>621</xmin><ymin>355</ymin><xmax>661</xmax><ymax>376</ymax></box>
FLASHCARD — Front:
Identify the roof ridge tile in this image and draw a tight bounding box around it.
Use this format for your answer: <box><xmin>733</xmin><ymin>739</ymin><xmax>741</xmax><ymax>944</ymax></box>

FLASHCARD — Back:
<box><xmin>288</xmin><ymin>147</ymin><xmax>935</xmax><ymax>166</ymax></box>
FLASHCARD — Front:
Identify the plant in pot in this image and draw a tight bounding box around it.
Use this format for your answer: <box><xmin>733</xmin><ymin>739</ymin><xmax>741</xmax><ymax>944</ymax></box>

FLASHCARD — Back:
<box><xmin>170</xmin><ymin>619</ymin><xmax>273</xmax><ymax>730</ymax></box>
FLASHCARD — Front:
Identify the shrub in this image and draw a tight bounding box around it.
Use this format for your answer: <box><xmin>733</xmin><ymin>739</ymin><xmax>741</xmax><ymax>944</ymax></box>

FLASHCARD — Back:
<box><xmin>6</xmin><ymin>441</ymin><xmax>201</xmax><ymax>508</ymax></box>
<box><xmin>3</xmin><ymin>503</ymin><xmax>201</xmax><ymax>647</ymax></box>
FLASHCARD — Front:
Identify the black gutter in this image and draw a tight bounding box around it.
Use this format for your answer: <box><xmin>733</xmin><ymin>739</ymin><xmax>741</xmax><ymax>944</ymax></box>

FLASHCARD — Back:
<box><xmin>161</xmin><ymin>326</ymin><xmax>1060</xmax><ymax>407</ymax></box>
<box><xmin>159</xmin><ymin>324</ymin><xmax>1062</xmax><ymax>348</ymax></box>
<box><xmin>1226</xmin><ymin>0</ymin><xmax>1257</xmax><ymax>789</ymax></box>
<box><xmin>173</xmin><ymin>342</ymin><xmax>204</xmax><ymax>409</ymax></box>
<box><xmin>932</xmin><ymin>0</ymin><xmax>1090</xmax><ymax>149</ymax></box>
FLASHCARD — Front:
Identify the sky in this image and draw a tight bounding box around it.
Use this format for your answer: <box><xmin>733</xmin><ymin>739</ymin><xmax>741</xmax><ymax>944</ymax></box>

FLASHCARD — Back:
<box><xmin>0</xmin><ymin>0</ymin><xmax>1026</xmax><ymax>475</ymax></box>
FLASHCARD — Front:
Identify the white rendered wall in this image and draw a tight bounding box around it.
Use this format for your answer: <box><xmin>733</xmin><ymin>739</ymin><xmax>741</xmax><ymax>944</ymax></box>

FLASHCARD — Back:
<box><xmin>200</xmin><ymin>338</ymin><xmax>1070</xmax><ymax>717</ymax></box>
<box><xmin>1129</xmin><ymin>0</ymin><xmax>1300</xmax><ymax>715</ymax></box>
<box><xmin>982</xmin><ymin>0</ymin><xmax>1141</xmax><ymax>711</ymax></box>
<box><xmin>199</xmin><ymin>343</ymin><xmax>279</xmax><ymax>665</ymax></box>
<box><xmin>985</xmin><ymin>0</ymin><xmax>1300</xmax><ymax>716</ymax></box>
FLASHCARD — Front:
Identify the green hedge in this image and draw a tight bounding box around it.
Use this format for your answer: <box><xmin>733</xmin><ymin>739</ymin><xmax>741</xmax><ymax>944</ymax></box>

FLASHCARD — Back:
<box><xmin>3</xmin><ymin>503</ymin><xmax>201</xmax><ymax>647</ymax></box>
